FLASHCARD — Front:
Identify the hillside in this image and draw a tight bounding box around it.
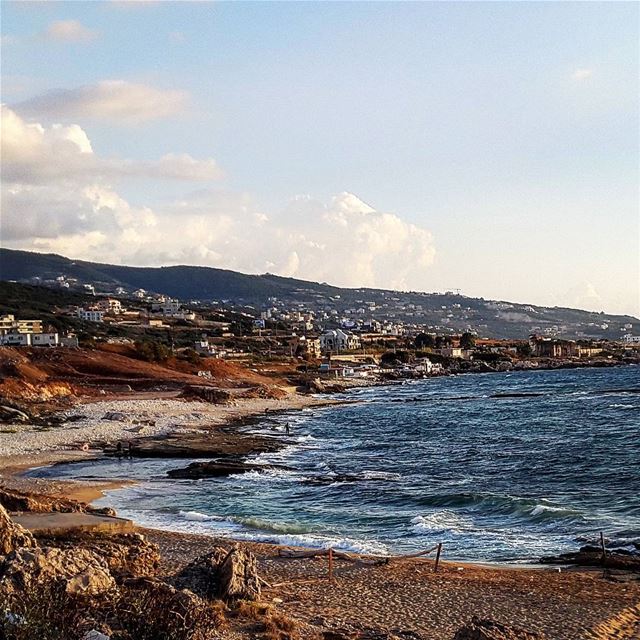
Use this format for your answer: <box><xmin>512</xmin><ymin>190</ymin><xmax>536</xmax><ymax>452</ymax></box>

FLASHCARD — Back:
<box><xmin>0</xmin><ymin>248</ymin><xmax>340</xmax><ymax>301</ymax></box>
<box><xmin>1</xmin><ymin>248</ymin><xmax>637</xmax><ymax>340</ymax></box>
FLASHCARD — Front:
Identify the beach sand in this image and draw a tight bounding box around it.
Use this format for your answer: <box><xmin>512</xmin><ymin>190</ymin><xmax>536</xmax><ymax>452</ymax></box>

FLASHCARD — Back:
<box><xmin>1</xmin><ymin>391</ymin><xmax>639</xmax><ymax>639</ymax></box>
<box><xmin>143</xmin><ymin>528</ymin><xmax>640</xmax><ymax>640</ymax></box>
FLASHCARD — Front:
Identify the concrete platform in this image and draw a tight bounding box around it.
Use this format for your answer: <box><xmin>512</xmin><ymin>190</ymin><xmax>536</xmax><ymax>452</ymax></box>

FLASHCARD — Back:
<box><xmin>13</xmin><ymin>512</ymin><xmax>134</xmax><ymax>535</ymax></box>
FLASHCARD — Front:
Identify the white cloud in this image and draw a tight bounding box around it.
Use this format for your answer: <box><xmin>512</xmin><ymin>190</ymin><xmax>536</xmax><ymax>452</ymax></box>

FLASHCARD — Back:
<box><xmin>42</xmin><ymin>20</ymin><xmax>98</xmax><ymax>43</ymax></box>
<box><xmin>1</xmin><ymin>107</ymin><xmax>436</xmax><ymax>290</ymax></box>
<box><xmin>572</xmin><ymin>68</ymin><xmax>593</xmax><ymax>81</ymax></box>
<box><xmin>557</xmin><ymin>281</ymin><xmax>605</xmax><ymax>313</ymax></box>
<box><xmin>15</xmin><ymin>80</ymin><xmax>188</xmax><ymax>124</ymax></box>
<box><xmin>1</xmin><ymin>105</ymin><xmax>223</xmax><ymax>185</ymax></box>
<box><xmin>169</xmin><ymin>31</ymin><xmax>185</xmax><ymax>44</ymax></box>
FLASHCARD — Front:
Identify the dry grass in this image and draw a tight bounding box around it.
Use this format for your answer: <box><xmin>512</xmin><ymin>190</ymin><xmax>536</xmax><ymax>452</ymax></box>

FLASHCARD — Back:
<box><xmin>233</xmin><ymin>600</ymin><xmax>300</xmax><ymax>640</ymax></box>
<box><xmin>0</xmin><ymin>580</ymin><xmax>227</xmax><ymax>640</ymax></box>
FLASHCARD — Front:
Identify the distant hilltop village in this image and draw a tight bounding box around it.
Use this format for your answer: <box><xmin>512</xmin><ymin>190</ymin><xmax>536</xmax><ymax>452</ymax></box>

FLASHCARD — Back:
<box><xmin>1</xmin><ymin>275</ymin><xmax>639</xmax><ymax>383</ymax></box>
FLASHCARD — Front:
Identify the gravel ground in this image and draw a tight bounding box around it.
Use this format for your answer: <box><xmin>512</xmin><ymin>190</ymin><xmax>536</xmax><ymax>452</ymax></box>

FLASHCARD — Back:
<box><xmin>0</xmin><ymin>394</ymin><xmax>333</xmax><ymax>458</ymax></box>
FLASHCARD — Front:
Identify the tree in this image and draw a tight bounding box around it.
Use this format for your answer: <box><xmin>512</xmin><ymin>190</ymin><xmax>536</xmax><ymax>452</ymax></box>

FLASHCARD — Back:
<box><xmin>435</xmin><ymin>335</ymin><xmax>452</xmax><ymax>348</ymax></box>
<box><xmin>460</xmin><ymin>332</ymin><xmax>476</xmax><ymax>350</ymax></box>
<box><xmin>134</xmin><ymin>340</ymin><xmax>170</xmax><ymax>363</ymax></box>
<box><xmin>380</xmin><ymin>350</ymin><xmax>413</xmax><ymax>366</ymax></box>
<box><xmin>415</xmin><ymin>333</ymin><xmax>435</xmax><ymax>349</ymax></box>
<box><xmin>183</xmin><ymin>348</ymin><xmax>201</xmax><ymax>365</ymax></box>
<box><xmin>516</xmin><ymin>343</ymin><xmax>533</xmax><ymax>357</ymax></box>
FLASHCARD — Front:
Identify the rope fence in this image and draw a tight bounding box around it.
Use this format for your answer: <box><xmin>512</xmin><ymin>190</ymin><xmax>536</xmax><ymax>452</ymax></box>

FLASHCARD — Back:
<box><xmin>276</xmin><ymin>542</ymin><xmax>444</xmax><ymax>582</ymax></box>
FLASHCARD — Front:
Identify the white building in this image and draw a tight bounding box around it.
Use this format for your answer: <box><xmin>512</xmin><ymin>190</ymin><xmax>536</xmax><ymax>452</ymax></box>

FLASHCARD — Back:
<box><xmin>31</xmin><ymin>333</ymin><xmax>60</xmax><ymax>347</ymax></box>
<box><xmin>0</xmin><ymin>315</ymin><xmax>16</xmax><ymax>334</ymax></box>
<box><xmin>77</xmin><ymin>308</ymin><xmax>105</xmax><ymax>323</ymax></box>
<box><xmin>0</xmin><ymin>332</ymin><xmax>59</xmax><ymax>347</ymax></box>
<box><xmin>152</xmin><ymin>299</ymin><xmax>181</xmax><ymax>315</ymax></box>
<box><xmin>96</xmin><ymin>298</ymin><xmax>122</xmax><ymax>314</ymax></box>
<box><xmin>435</xmin><ymin>347</ymin><xmax>471</xmax><ymax>359</ymax></box>
<box><xmin>0</xmin><ymin>333</ymin><xmax>30</xmax><ymax>346</ymax></box>
<box><xmin>194</xmin><ymin>340</ymin><xmax>218</xmax><ymax>356</ymax></box>
<box><xmin>319</xmin><ymin>329</ymin><xmax>361</xmax><ymax>353</ymax></box>
<box><xmin>622</xmin><ymin>334</ymin><xmax>640</xmax><ymax>344</ymax></box>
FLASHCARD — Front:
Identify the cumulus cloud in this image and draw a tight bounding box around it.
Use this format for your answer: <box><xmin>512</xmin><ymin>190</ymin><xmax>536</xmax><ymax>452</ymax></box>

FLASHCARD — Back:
<box><xmin>1</xmin><ymin>105</ymin><xmax>222</xmax><ymax>184</ymax></box>
<box><xmin>1</xmin><ymin>108</ymin><xmax>436</xmax><ymax>290</ymax></box>
<box><xmin>42</xmin><ymin>19</ymin><xmax>99</xmax><ymax>43</ymax></box>
<box><xmin>15</xmin><ymin>80</ymin><xmax>188</xmax><ymax>124</ymax></box>
<box><xmin>572</xmin><ymin>68</ymin><xmax>593</xmax><ymax>81</ymax></box>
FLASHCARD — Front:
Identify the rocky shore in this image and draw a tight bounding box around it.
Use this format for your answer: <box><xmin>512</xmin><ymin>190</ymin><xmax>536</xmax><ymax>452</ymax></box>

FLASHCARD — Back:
<box><xmin>2</xmin><ymin>488</ymin><xmax>640</xmax><ymax>640</ymax></box>
<box><xmin>1</xmin><ymin>382</ymin><xmax>639</xmax><ymax>638</ymax></box>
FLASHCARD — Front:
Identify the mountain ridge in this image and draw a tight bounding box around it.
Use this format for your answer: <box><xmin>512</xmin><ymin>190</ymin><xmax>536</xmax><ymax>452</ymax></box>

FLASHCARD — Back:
<box><xmin>0</xmin><ymin>247</ymin><xmax>637</xmax><ymax>340</ymax></box>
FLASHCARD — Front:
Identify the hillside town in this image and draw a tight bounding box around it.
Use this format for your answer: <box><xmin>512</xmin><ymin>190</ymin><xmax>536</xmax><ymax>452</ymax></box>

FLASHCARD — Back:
<box><xmin>1</xmin><ymin>281</ymin><xmax>639</xmax><ymax>385</ymax></box>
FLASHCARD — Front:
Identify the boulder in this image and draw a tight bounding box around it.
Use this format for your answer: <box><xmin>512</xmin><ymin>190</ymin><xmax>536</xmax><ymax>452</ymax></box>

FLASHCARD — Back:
<box><xmin>82</xmin><ymin>631</ymin><xmax>111</xmax><ymax>640</ymax></box>
<box><xmin>453</xmin><ymin>617</ymin><xmax>545</xmax><ymax>640</ymax></box>
<box><xmin>0</xmin><ymin>546</ymin><xmax>116</xmax><ymax>599</ymax></box>
<box><xmin>102</xmin><ymin>411</ymin><xmax>128</xmax><ymax>422</ymax></box>
<box><xmin>0</xmin><ymin>504</ymin><xmax>35</xmax><ymax>555</ymax></box>
<box><xmin>38</xmin><ymin>531</ymin><xmax>160</xmax><ymax>579</ymax></box>
<box><xmin>0</xmin><ymin>405</ymin><xmax>31</xmax><ymax>424</ymax></box>
<box><xmin>173</xmin><ymin>546</ymin><xmax>261</xmax><ymax>601</ymax></box>
<box><xmin>181</xmin><ymin>385</ymin><xmax>233</xmax><ymax>404</ymax></box>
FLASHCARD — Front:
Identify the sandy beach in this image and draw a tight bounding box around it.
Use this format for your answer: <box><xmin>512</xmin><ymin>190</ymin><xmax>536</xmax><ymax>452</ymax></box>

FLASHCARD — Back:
<box><xmin>1</xmin><ymin>390</ymin><xmax>639</xmax><ymax>639</ymax></box>
<box><xmin>143</xmin><ymin>528</ymin><xmax>640</xmax><ymax>640</ymax></box>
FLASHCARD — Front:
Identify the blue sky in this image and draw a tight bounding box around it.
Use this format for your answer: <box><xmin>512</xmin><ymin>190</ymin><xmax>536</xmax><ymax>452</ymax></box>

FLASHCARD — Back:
<box><xmin>1</xmin><ymin>1</ymin><xmax>638</xmax><ymax>316</ymax></box>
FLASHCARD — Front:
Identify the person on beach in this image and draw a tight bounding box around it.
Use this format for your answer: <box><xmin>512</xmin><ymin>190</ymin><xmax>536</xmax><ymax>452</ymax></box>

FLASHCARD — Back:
<box><xmin>285</xmin><ymin>422</ymin><xmax>291</xmax><ymax>435</ymax></box>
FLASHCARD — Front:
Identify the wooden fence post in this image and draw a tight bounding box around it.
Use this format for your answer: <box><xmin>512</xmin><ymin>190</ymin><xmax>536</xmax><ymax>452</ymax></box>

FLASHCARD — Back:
<box><xmin>328</xmin><ymin>547</ymin><xmax>334</xmax><ymax>582</ymax></box>
<box><xmin>600</xmin><ymin>532</ymin><xmax>607</xmax><ymax>567</ymax></box>
<box><xmin>434</xmin><ymin>543</ymin><xmax>442</xmax><ymax>573</ymax></box>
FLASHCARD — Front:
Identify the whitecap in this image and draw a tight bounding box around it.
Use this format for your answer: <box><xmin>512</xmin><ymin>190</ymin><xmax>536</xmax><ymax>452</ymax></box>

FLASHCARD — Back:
<box><xmin>179</xmin><ymin>510</ymin><xmax>223</xmax><ymax>522</ymax></box>
<box><xmin>411</xmin><ymin>510</ymin><xmax>475</xmax><ymax>534</ymax></box>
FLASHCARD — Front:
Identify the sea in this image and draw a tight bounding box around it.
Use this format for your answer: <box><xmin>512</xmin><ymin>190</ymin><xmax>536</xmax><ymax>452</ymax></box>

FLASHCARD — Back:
<box><xmin>32</xmin><ymin>365</ymin><xmax>640</xmax><ymax>563</ymax></box>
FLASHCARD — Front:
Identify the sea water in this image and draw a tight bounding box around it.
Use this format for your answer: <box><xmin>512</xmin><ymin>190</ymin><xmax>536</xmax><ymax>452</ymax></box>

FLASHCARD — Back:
<box><xmin>33</xmin><ymin>366</ymin><xmax>640</xmax><ymax>562</ymax></box>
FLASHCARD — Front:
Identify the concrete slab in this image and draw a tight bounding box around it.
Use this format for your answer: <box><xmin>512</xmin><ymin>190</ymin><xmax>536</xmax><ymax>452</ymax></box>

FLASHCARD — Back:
<box><xmin>13</xmin><ymin>512</ymin><xmax>134</xmax><ymax>535</ymax></box>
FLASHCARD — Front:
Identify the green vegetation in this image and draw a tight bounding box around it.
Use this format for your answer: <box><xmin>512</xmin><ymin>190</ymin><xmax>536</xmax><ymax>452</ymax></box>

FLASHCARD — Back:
<box><xmin>460</xmin><ymin>332</ymin><xmax>476</xmax><ymax>349</ymax></box>
<box><xmin>134</xmin><ymin>340</ymin><xmax>171</xmax><ymax>363</ymax></box>
<box><xmin>414</xmin><ymin>333</ymin><xmax>435</xmax><ymax>349</ymax></box>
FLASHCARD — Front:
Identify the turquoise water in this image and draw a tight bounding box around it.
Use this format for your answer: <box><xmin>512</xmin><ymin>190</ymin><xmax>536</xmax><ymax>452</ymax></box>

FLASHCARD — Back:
<box><xmin>34</xmin><ymin>366</ymin><xmax>640</xmax><ymax>562</ymax></box>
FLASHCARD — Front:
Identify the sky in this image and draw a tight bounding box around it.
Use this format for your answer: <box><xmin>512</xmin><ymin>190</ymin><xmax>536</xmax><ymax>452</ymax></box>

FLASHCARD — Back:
<box><xmin>1</xmin><ymin>0</ymin><xmax>638</xmax><ymax>317</ymax></box>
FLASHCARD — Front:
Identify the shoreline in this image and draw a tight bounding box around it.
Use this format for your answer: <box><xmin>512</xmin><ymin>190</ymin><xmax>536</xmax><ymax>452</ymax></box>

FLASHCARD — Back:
<box><xmin>0</xmin><ymin>390</ymin><xmax>342</xmax><ymax>511</ymax></box>
<box><xmin>2</xmin><ymin>371</ymin><xmax>637</xmax><ymax>567</ymax></box>
<box><xmin>2</xmin><ymin>380</ymin><xmax>640</xmax><ymax>638</ymax></box>
<box><xmin>1</xmin><ymin>384</ymin><xmax>554</xmax><ymax>569</ymax></box>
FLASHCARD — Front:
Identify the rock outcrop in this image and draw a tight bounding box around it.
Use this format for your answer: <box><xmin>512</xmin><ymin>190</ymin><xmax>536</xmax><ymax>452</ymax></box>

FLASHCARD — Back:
<box><xmin>0</xmin><ymin>546</ymin><xmax>116</xmax><ymax>599</ymax></box>
<box><xmin>167</xmin><ymin>459</ymin><xmax>283</xmax><ymax>479</ymax></box>
<box><xmin>181</xmin><ymin>385</ymin><xmax>233</xmax><ymax>404</ymax></box>
<box><xmin>540</xmin><ymin>546</ymin><xmax>640</xmax><ymax>571</ymax></box>
<box><xmin>0</xmin><ymin>487</ymin><xmax>116</xmax><ymax>517</ymax></box>
<box><xmin>173</xmin><ymin>546</ymin><xmax>261</xmax><ymax>601</ymax></box>
<box><xmin>38</xmin><ymin>531</ymin><xmax>160</xmax><ymax>579</ymax></box>
<box><xmin>453</xmin><ymin>617</ymin><xmax>545</xmax><ymax>640</ymax></box>
<box><xmin>0</xmin><ymin>504</ymin><xmax>35</xmax><ymax>555</ymax></box>
<box><xmin>0</xmin><ymin>404</ymin><xmax>31</xmax><ymax>423</ymax></box>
